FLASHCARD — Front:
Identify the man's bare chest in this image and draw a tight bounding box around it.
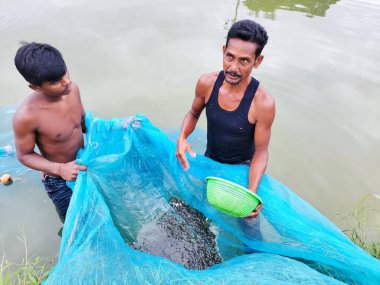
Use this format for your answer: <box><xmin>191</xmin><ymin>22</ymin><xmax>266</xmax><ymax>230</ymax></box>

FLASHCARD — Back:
<box><xmin>36</xmin><ymin>105</ymin><xmax>82</xmax><ymax>143</ymax></box>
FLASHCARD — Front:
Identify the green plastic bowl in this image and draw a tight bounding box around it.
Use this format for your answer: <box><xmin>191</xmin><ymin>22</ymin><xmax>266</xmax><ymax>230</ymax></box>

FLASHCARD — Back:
<box><xmin>205</xmin><ymin>176</ymin><xmax>262</xmax><ymax>218</ymax></box>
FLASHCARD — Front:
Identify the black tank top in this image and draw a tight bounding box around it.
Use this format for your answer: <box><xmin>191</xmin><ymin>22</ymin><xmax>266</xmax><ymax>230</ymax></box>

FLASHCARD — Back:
<box><xmin>205</xmin><ymin>71</ymin><xmax>259</xmax><ymax>165</ymax></box>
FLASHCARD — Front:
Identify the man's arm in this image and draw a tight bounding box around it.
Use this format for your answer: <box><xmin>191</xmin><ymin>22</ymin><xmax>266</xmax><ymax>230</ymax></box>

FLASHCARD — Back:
<box><xmin>176</xmin><ymin>75</ymin><xmax>211</xmax><ymax>170</ymax></box>
<box><xmin>13</xmin><ymin>109</ymin><xmax>59</xmax><ymax>175</ymax></box>
<box><xmin>246</xmin><ymin>90</ymin><xmax>275</xmax><ymax>218</ymax></box>
<box><xmin>12</xmin><ymin>109</ymin><xmax>86</xmax><ymax>181</ymax></box>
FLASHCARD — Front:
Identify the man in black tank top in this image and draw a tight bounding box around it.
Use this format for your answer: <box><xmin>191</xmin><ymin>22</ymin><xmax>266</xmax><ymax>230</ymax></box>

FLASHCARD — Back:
<box><xmin>176</xmin><ymin>20</ymin><xmax>275</xmax><ymax>218</ymax></box>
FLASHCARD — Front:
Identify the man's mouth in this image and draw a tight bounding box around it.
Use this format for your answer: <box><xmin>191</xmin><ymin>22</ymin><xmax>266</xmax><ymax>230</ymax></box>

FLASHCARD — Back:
<box><xmin>63</xmin><ymin>85</ymin><xmax>72</xmax><ymax>94</ymax></box>
<box><xmin>225</xmin><ymin>71</ymin><xmax>241</xmax><ymax>79</ymax></box>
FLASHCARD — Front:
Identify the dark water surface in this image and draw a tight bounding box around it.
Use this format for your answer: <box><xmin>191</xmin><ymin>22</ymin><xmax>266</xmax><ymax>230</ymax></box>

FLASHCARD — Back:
<box><xmin>0</xmin><ymin>0</ymin><xmax>379</xmax><ymax>262</ymax></box>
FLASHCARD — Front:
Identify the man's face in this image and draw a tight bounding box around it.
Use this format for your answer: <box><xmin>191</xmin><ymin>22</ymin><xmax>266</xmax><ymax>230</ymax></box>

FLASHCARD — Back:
<box><xmin>223</xmin><ymin>38</ymin><xmax>263</xmax><ymax>85</ymax></box>
<box><xmin>30</xmin><ymin>70</ymin><xmax>72</xmax><ymax>97</ymax></box>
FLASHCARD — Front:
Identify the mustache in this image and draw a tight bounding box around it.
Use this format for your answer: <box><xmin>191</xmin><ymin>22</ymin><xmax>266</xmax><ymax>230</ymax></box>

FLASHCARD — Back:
<box><xmin>225</xmin><ymin>71</ymin><xmax>241</xmax><ymax>78</ymax></box>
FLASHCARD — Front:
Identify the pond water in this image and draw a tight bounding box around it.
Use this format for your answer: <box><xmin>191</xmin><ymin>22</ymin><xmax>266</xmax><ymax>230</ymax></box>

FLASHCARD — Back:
<box><xmin>0</xmin><ymin>0</ymin><xmax>379</xmax><ymax>263</ymax></box>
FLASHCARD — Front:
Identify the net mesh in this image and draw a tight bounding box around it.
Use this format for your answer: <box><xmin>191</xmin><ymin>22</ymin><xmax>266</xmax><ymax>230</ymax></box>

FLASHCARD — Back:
<box><xmin>1</xmin><ymin>107</ymin><xmax>379</xmax><ymax>284</ymax></box>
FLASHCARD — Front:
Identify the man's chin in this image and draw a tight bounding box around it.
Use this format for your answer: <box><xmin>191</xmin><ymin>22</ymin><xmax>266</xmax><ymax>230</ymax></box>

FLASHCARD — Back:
<box><xmin>225</xmin><ymin>78</ymin><xmax>241</xmax><ymax>85</ymax></box>
<box><xmin>61</xmin><ymin>89</ymin><xmax>71</xmax><ymax>96</ymax></box>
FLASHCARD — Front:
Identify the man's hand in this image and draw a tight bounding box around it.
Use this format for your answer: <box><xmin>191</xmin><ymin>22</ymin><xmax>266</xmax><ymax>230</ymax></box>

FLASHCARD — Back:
<box><xmin>122</xmin><ymin>117</ymin><xmax>142</xmax><ymax>130</ymax></box>
<box><xmin>245</xmin><ymin>203</ymin><xmax>263</xmax><ymax>219</ymax></box>
<box><xmin>176</xmin><ymin>138</ymin><xmax>196</xmax><ymax>171</ymax></box>
<box><xmin>58</xmin><ymin>161</ymin><xmax>87</xmax><ymax>181</ymax></box>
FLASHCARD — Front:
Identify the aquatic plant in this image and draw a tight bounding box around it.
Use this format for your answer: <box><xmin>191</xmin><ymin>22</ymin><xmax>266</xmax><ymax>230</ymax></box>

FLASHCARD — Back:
<box><xmin>344</xmin><ymin>194</ymin><xmax>380</xmax><ymax>259</ymax></box>
<box><xmin>0</xmin><ymin>255</ymin><xmax>12</xmax><ymax>285</ymax></box>
<box><xmin>0</xmin><ymin>231</ymin><xmax>53</xmax><ymax>285</ymax></box>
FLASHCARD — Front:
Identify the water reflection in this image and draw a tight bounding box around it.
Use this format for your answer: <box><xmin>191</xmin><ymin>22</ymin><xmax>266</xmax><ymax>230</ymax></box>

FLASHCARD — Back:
<box><xmin>243</xmin><ymin>0</ymin><xmax>339</xmax><ymax>19</ymax></box>
<box><xmin>224</xmin><ymin>0</ymin><xmax>241</xmax><ymax>30</ymax></box>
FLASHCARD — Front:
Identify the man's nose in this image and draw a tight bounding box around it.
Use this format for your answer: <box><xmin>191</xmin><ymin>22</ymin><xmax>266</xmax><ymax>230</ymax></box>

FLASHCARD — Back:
<box><xmin>62</xmin><ymin>75</ymin><xmax>71</xmax><ymax>86</ymax></box>
<box><xmin>230</xmin><ymin>60</ymin><xmax>239</xmax><ymax>71</ymax></box>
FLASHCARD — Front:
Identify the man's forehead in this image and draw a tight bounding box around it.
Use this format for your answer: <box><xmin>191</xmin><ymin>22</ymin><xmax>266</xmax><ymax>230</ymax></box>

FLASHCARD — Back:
<box><xmin>225</xmin><ymin>38</ymin><xmax>258</xmax><ymax>56</ymax></box>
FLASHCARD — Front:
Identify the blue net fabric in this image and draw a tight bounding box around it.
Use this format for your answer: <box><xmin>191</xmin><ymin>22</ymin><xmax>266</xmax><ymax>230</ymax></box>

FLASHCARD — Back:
<box><xmin>2</xmin><ymin>107</ymin><xmax>379</xmax><ymax>284</ymax></box>
<box><xmin>44</xmin><ymin>112</ymin><xmax>380</xmax><ymax>284</ymax></box>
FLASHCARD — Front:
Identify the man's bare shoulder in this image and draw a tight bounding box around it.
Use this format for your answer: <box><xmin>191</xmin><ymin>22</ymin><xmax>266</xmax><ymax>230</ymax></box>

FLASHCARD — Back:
<box><xmin>196</xmin><ymin>71</ymin><xmax>219</xmax><ymax>100</ymax></box>
<box><xmin>71</xmin><ymin>81</ymin><xmax>79</xmax><ymax>92</ymax></box>
<box><xmin>197</xmin><ymin>71</ymin><xmax>219</xmax><ymax>88</ymax></box>
<box><xmin>255</xmin><ymin>85</ymin><xmax>275</xmax><ymax>111</ymax></box>
<box><xmin>70</xmin><ymin>82</ymin><xmax>81</xmax><ymax>98</ymax></box>
<box><xmin>252</xmin><ymin>85</ymin><xmax>275</xmax><ymax>124</ymax></box>
<box><xmin>13</xmin><ymin>100</ymin><xmax>39</xmax><ymax>130</ymax></box>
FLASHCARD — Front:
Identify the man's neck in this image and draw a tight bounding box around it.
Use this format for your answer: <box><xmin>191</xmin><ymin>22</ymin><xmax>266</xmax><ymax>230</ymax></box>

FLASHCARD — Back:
<box><xmin>223</xmin><ymin>76</ymin><xmax>251</xmax><ymax>94</ymax></box>
<box><xmin>35</xmin><ymin>91</ymin><xmax>64</xmax><ymax>103</ymax></box>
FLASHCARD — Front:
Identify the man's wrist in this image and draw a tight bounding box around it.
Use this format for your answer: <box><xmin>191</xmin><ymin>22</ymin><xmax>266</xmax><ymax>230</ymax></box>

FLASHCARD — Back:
<box><xmin>177</xmin><ymin>136</ymin><xmax>186</xmax><ymax>143</ymax></box>
<box><xmin>248</xmin><ymin>186</ymin><xmax>257</xmax><ymax>193</ymax></box>
<box><xmin>54</xmin><ymin>162</ymin><xmax>61</xmax><ymax>176</ymax></box>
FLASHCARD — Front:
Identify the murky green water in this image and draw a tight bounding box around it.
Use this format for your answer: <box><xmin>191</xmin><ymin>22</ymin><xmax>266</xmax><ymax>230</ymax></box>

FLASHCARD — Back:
<box><xmin>1</xmin><ymin>0</ymin><xmax>379</xmax><ymax>262</ymax></box>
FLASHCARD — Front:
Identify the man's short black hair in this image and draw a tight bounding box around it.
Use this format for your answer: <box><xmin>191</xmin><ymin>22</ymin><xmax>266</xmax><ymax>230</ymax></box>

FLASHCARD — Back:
<box><xmin>14</xmin><ymin>42</ymin><xmax>67</xmax><ymax>86</ymax></box>
<box><xmin>226</xmin><ymin>20</ymin><xmax>268</xmax><ymax>57</ymax></box>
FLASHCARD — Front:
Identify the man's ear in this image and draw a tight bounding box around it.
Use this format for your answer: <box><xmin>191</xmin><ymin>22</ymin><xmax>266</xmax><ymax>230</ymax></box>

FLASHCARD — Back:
<box><xmin>254</xmin><ymin>55</ymin><xmax>264</xmax><ymax>68</ymax></box>
<box><xmin>28</xmin><ymin>84</ymin><xmax>41</xmax><ymax>91</ymax></box>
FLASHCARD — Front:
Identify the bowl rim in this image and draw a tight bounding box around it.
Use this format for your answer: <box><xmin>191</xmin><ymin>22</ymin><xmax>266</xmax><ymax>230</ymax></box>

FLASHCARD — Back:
<box><xmin>205</xmin><ymin>176</ymin><xmax>263</xmax><ymax>205</ymax></box>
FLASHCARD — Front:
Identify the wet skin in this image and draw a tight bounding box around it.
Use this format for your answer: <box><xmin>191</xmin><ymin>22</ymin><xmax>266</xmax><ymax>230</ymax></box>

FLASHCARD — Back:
<box><xmin>13</xmin><ymin>71</ymin><xmax>87</xmax><ymax>181</ymax></box>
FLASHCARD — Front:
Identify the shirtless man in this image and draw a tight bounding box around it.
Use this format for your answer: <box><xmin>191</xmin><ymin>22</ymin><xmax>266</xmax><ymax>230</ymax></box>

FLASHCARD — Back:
<box><xmin>176</xmin><ymin>20</ymin><xmax>275</xmax><ymax>218</ymax></box>
<box><xmin>13</xmin><ymin>42</ymin><xmax>87</xmax><ymax>221</ymax></box>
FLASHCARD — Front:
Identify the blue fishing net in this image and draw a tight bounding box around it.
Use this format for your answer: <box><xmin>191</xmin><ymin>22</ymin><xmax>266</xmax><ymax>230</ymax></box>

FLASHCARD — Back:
<box><xmin>1</xmin><ymin>106</ymin><xmax>379</xmax><ymax>284</ymax></box>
